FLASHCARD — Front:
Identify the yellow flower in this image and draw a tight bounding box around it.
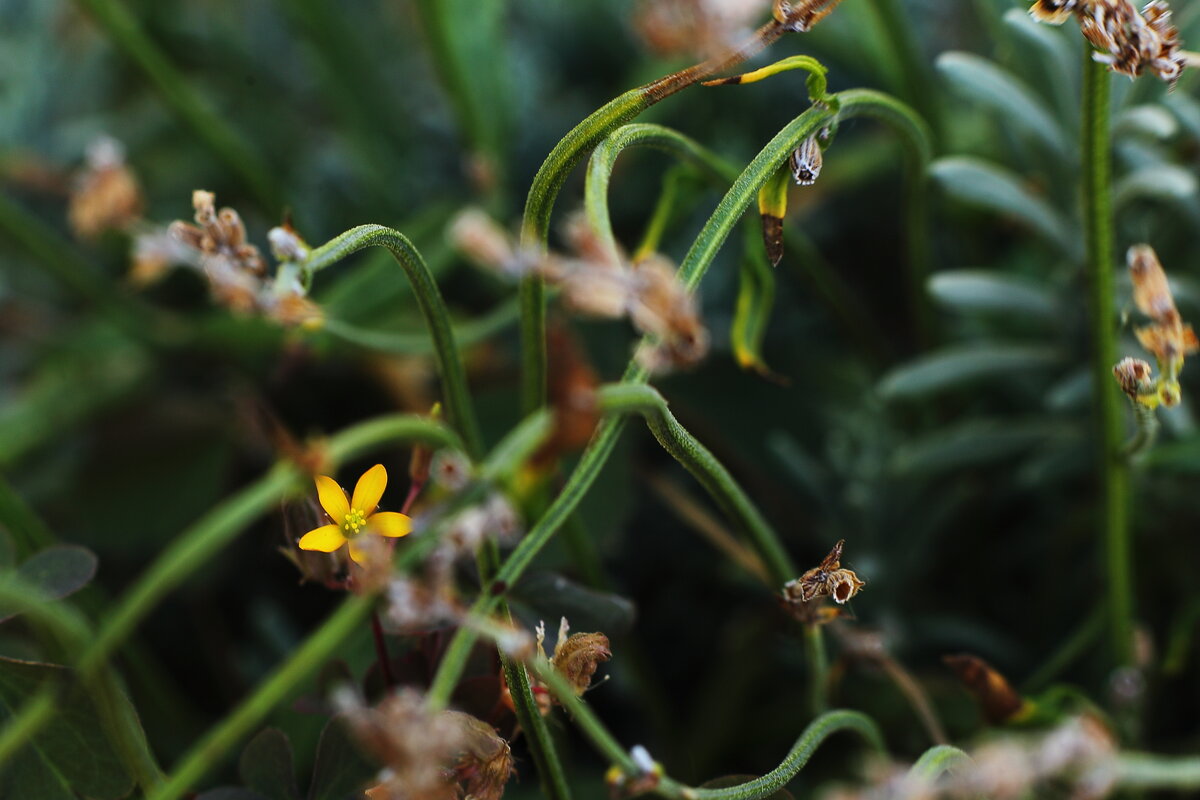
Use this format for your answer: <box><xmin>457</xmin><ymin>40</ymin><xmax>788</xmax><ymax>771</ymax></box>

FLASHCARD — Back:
<box><xmin>299</xmin><ymin>464</ymin><xmax>412</xmax><ymax>565</ymax></box>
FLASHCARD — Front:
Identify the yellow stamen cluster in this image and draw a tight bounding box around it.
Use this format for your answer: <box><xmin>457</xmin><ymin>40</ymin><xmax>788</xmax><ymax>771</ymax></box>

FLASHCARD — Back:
<box><xmin>343</xmin><ymin>508</ymin><xmax>367</xmax><ymax>534</ymax></box>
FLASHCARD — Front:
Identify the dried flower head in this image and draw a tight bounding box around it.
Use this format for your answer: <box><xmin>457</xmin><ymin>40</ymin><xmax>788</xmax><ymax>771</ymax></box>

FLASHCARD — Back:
<box><xmin>633</xmin><ymin>0</ymin><xmax>765</xmax><ymax>59</ymax></box>
<box><xmin>943</xmin><ymin>653</ymin><xmax>1030</xmax><ymax>725</ymax></box>
<box><xmin>783</xmin><ymin>539</ymin><xmax>867</xmax><ymax>605</ymax></box>
<box><xmin>1112</xmin><ymin>356</ymin><xmax>1156</xmax><ymax>403</ymax></box>
<box><xmin>69</xmin><ymin>137</ymin><xmax>143</xmax><ymax>240</ymax></box>
<box><xmin>447</xmin><ymin>207</ymin><xmax>524</xmax><ymax>276</ymax></box>
<box><xmin>537</xmin><ymin>617</ymin><xmax>613</xmax><ymax>697</ymax></box>
<box><xmin>774</xmin><ymin>0</ymin><xmax>846</xmax><ymax>32</ymax></box>
<box><xmin>629</xmin><ymin>255</ymin><xmax>710</xmax><ymax>373</ymax></box>
<box><xmin>1030</xmin><ymin>0</ymin><xmax>1186</xmax><ymax>84</ymax></box>
<box><xmin>345</xmin><ymin>689</ymin><xmax>514</xmax><ymax>800</ymax></box>
<box><xmin>1118</xmin><ymin>244</ymin><xmax>1199</xmax><ymax>407</ymax></box>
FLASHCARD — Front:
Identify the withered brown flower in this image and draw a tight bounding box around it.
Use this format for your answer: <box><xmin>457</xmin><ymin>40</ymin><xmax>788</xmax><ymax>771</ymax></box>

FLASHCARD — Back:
<box><xmin>68</xmin><ymin>137</ymin><xmax>143</xmax><ymax>240</ymax></box>
<box><xmin>1030</xmin><ymin>0</ymin><xmax>1187</xmax><ymax>84</ymax></box>
<box><xmin>537</xmin><ymin>617</ymin><xmax>613</xmax><ymax>698</ymax></box>
<box><xmin>774</xmin><ymin>0</ymin><xmax>846</xmax><ymax>32</ymax></box>
<box><xmin>943</xmin><ymin>653</ymin><xmax>1030</xmax><ymax>725</ymax></box>
<box><xmin>782</xmin><ymin>539</ymin><xmax>867</xmax><ymax>606</ymax></box>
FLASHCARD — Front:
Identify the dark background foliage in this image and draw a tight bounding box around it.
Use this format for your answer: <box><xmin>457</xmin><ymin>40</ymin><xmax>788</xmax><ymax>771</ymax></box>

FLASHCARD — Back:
<box><xmin>3</xmin><ymin>0</ymin><xmax>1200</xmax><ymax>797</ymax></box>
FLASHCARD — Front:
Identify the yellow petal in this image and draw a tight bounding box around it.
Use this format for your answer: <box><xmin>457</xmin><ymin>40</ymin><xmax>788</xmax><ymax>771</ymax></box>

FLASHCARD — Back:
<box><xmin>369</xmin><ymin>511</ymin><xmax>413</xmax><ymax>538</ymax></box>
<box><xmin>347</xmin><ymin>537</ymin><xmax>372</xmax><ymax>566</ymax></box>
<box><xmin>351</xmin><ymin>464</ymin><xmax>388</xmax><ymax>516</ymax></box>
<box><xmin>314</xmin><ymin>475</ymin><xmax>349</xmax><ymax>522</ymax></box>
<box><xmin>298</xmin><ymin>524</ymin><xmax>347</xmax><ymax>553</ymax></box>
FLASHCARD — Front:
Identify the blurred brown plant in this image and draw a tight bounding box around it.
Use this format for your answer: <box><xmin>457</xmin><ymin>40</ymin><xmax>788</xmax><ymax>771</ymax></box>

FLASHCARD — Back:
<box><xmin>1030</xmin><ymin>0</ymin><xmax>1186</xmax><ymax>83</ymax></box>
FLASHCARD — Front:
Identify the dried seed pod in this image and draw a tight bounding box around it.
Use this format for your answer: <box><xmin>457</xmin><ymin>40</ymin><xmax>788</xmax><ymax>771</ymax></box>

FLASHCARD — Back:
<box><xmin>1028</xmin><ymin>0</ymin><xmax>1078</xmax><ymax>24</ymax></box>
<box><xmin>789</xmin><ymin>134</ymin><xmax>823</xmax><ymax>185</ymax></box>
<box><xmin>944</xmin><ymin>653</ymin><xmax>1029</xmax><ymax>724</ymax></box>
<box><xmin>68</xmin><ymin>136</ymin><xmax>143</xmax><ymax>239</ymax></box>
<box><xmin>782</xmin><ymin>539</ymin><xmax>844</xmax><ymax>604</ymax></box>
<box><xmin>538</xmin><ymin>617</ymin><xmax>613</xmax><ymax>697</ymax></box>
<box><xmin>448</xmin><ymin>207</ymin><xmax>518</xmax><ymax>274</ymax></box>
<box><xmin>773</xmin><ymin>0</ymin><xmax>846</xmax><ymax>32</ymax></box>
<box><xmin>828</xmin><ymin>568</ymin><xmax>866</xmax><ymax>604</ymax></box>
<box><xmin>1112</xmin><ymin>357</ymin><xmax>1156</xmax><ymax>403</ymax></box>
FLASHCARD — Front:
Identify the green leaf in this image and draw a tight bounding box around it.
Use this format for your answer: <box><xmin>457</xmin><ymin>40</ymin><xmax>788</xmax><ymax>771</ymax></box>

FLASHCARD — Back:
<box><xmin>930</xmin><ymin>157</ymin><xmax>1078</xmax><ymax>257</ymax></box>
<box><xmin>892</xmin><ymin>419</ymin><xmax>1073</xmax><ymax>474</ymax></box>
<box><xmin>1113</xmin><ymin>165</ymin><xmax>1198</xmax><ymax>211</ymax></box>
<box><xmin>1001</xmin><ymin>9</ymin><xmax>1077</xmax><ymax>120</ymax></box>
<box><xmin>306</xmin><ymin>715</ymin><xmax>374</xmax><ymax>800</ymax></box>
<box><xmin>936</xmin><ymin>52</ymin><xmax>1070</xmax><ymax>158</ymax></box>
<box><xmin>240</xmin><ymin>729</ymin><xmax>300</xmax><ymax>800</ymax></box>
<box><xmin>928</xmin><ymin>270</ymin><xmax>1058</xmax><ymax>319</ymax></box>
<box><xmin>878</xmin><ymin>344</ymin><xmax>1062</xmax><ymax>399</ymax></box>
<box><xmin>1115</xmin><ymin>105</ymin><xmax>1179</xmax><ymax>140</ymax></box>
<box><xmin>0</xmin><ymin>546</ymin><xmax>98</xmax><ymax>623</ymax></box>
<box><xmin>0</xmin><ymin>658</ymin><xmax>134</xmax><ymax>800</ymax></box>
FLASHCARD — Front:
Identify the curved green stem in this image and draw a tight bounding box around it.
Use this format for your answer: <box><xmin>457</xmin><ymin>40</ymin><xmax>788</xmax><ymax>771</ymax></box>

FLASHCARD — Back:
<box><xmin>518</xmin><ymin>21</ymin><xmax>788</xmax><ymax>412</ymax></box>
<box><xmin>1117</xmin><ymin>753</ymin><xmax>1200</xmax><ymax>789</ymax></box>
<box><xmin>803</xmin><ymin>624</ymin><xmax>830</xmax><ymax>715</ymax></box>
<box><xmin>70</xmin><ymin>0</ymin><xmax>280</xmax><ymax>209</ymax></box>
<box><xmin>1082</xmin><ymin>56</ymin><xmax>1132</xmax><ymax>665</ymax></box>
<box><xmin>907</xmin><ymin>745</ymin><xmax>970</xmax><ymax>782</ymax></box>
<box><xmin>322</xmin><ymin>295</ymin><xmax>520</xmax><ymax>355</ymax></box>
<box><xmin>682</xmin><ymin>710</ymin><xmax>885</xmax><ymax>800</ymax></box>
<box><xmin>1122</xmin><ymin>401</ymin><xmax>1159</xmax><ymax>458</ymax></box>
<box><xmin>835</xmin><ymin>90</ymin><xmax>936</xmax><ymax>343</ymax></box>
<box><xmin>303</xmin><ymin>225</ymin><xmax>484</xmax><ymax>458</ymax></box>
<box><xmin>596</xmin><ymin>383</ymin><xmax>796</xmax><ymax>584</ymax></box>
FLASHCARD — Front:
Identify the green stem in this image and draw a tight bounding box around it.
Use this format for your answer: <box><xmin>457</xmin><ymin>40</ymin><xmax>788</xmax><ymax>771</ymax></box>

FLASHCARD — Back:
<box><xmin>1122</xmin><ymin>401</ymin><xmax>1159</xmax><ymax>458</ymax></box>
<box><xmin>1117</xmin><ymin>753</ymin><xmax>1200</xmax><ymax>789</ymax></box>
<box><xmin>517</xmin><ymin>21</ymin><xmax>788</xmax><ymax>412</ymax></box>
<box><xmin>70</xmin><ymin>0</ymin><xmax>280</xmax><ymax>209</ymax></box>
<box><xmin>430</xmin><ymin>91</ymin><xmax>923</xmax><ymax>706</ymax></box>
<box><xmin>0</xmin><ymin>474</ymin><xmax>57</xmax><ymax>558</ymax></box>
<box><xmin>304</xmin><ymin>225</ymin><xmax>485</xmax><ymax>458</ymax></box>
<box><xmin>866</xmin><ymin>0</ymin><xmax>942</xmax><ymax>142</ymax></box>
<box><xmin>681</xmin><ymin>711</ymin><xmax>886</xmax><ymax>800</ymax></box>
<box><xmin>1022</xmin><ymin>607</ymin><xmax>1105</xmax><ymax>692</ymax></box>
<box><xmin>907</xmin><ymin>745</ymin><xmax>970</xmax><ymax>781</ymax></box>
<box><xmin>1082</xmin><ymin>56</ymin><xmax>1132</xmax><ymax>665</ymax></box>
<box><xmin>803</xmin><ymin>624</ymin><xmax>830</xmax><ymax>715</ymax></box>
<box><xmin>148</xmin><ymin>593</ymin><xmax>375</xmax><ymax>800</ymax></box>
<box><xmin>596</xmin><ymin>383</ymin><xmax>796</xmax><ymax>585</ymax></box>
<box><xmin>321</xmin><ymin>295</ymin><xmax>520</xmax><ymax>355</ymax></box>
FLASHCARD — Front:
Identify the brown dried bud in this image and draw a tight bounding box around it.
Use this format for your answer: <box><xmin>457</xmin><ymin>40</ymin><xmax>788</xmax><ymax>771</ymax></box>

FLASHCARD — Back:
<box><xmin>1028</xmin><ymin>0</ymin><xmax>1077</xmax><ymax>24</ymax></box>
<box><xmin>539</xmin><ymin>617</ymin><xmax>612</xmax><ymax>697</ymax></box>
<box><xmin>1112</xmin><ymin>357</ymin><xmax>1155</xmax><ymax>401</ymax></box>
<box><xmin>790</xmin><ymin>135</ymin><xmax>823</xmax><ymax>186</ymax></box>
<box><xmin>629</xmin><ymin>255</ymin><xmax>709</xmax><ymax>373</ymax></box>
<box><xmin>828</xmin><ymin>568</ymin><xmax>866</xmax><ymax>604</ymax></box>
<box><xmin>944</xmin><ymin>653</ymin><xmax>1028</xmax><ymax>725</ymax></box>
<box><xmin>782</xmin><ymin>539</ymin><xmax>845</xmax><ymax>604</ymax></box>
<box><xmin>448</xmin><ymin>208</ymin><xmax>520</xmax><ymax>275</ymax></box>
<box><xmin>1129</xmin><ymin>244</ymin><xmax>1177</xmax><ymax>323</ymax></box>
<box><xmin>773</xmin><ymin>0</ymin><xmax>845</xmax><ymax>32</ymax></box>
<box><xmin>452</xmin><ymin>714</ymin><xmax>516</xmax><ymax>800</ymax></box>
<box><xmin>68</xmin><ymin>137</ymin><xmax>143</xmax><ymax>239</ymax></box>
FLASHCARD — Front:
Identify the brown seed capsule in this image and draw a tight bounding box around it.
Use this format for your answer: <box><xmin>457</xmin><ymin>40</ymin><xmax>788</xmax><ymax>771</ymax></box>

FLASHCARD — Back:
<box><xmin>782</xmin><ymin>539</ymin><xmax>844</xmax><ymax>604</ymax></box>
<box><xmin>1112</xmin><ymin>357</ymin><xmax>1155</xmax><ymax>402</ymax></box>
<box><xmin>1028</xmin><ymin>0</ymin><xmax>1078</xmax><ymax>24</ymax></box>
<box><xmin>774</xmin><ymin>0</ymin><xmax>846</xmax><ymax>32</ymax></box>
<box><xmin>943</xmin><ymin>653</ymin><xmax>1028</xmax><ymax>724</ymax></box>
<box><xmin>828</xmin><ymin>568</ymin><xmax>866</xmax><ymax>604</ymax></box>
<box><xmin>789</xmin><ymin>135</ymin><xmax>823</xmax><ymax>186</ymax></box>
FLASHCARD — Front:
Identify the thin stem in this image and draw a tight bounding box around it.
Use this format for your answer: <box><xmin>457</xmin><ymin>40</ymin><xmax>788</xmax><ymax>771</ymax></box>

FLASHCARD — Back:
<box><xmin>0</xmin><ymin>473</ymin><xmax>57</xmax><ymax>558</ymax></box>
<box><xmin>1082</xmin><ymin>55</ymin><xmax>1132</xmax><ymax>665</ymax></box>
<box><xmin>321</xmin><ymin>295</ymin><xmax>520</xmax><ymax>355</ymax></box>
<box><xmin>683</xmin><ymin>710</ymin><xmax>886</xmax><ymax>800</ymax></box>
<box><xmin>70</xmin><ymin>0</ymin><xmax>280</xmax><ymax>209</ymax></box>
<box><xmin>304</xmin><ymin>225</ymin><xmax>485</xmax><ymax>458</ymax></box>
<box><xmin>1122</xmin><ymin>401</ymin><xmax>1159</xmax><ymax>458</ymax></box>
<box><xmin>518</xmin><ymin>20</ymin><xmax>788</xmax><ymax>412</ymax></box>
<box><xmin>370</xmin><ymin>611</ymin><xmax>395</xmax><ymax>690</ymax></box>
<box><xmin>149</xmin><ymin>593</ymin><xmax>375</xmax><ymax>800</ymax></box>
<box><xmin>907</xmin><ymin>745</ymin><xmax>970</xmax><ymax>781</ymax></box>
<box><xmin>596</xmin><ymin>383</ymin><xmax>796</xmax><ymax>585</ymax></box>
<box><xmin>803</xmin><ymin>624</ymin><xmax>829</xmax><ymax>715</ymax></box>
<box><xmin>1116</xmin><ymin>753</ymin><xmax>1200</xmax><ymax>789</ymax></box>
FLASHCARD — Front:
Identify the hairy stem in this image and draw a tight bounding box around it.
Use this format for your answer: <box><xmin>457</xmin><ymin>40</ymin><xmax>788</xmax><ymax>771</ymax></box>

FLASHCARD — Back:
<box><xmin>304</xmin><ymin>225</ymin><xmax>485</xmax><ymax>458</ymax></box>
<box><xmin>1082</xmin><ymin>56</ymin><xmax>1132</xmax><ymax>665</ymax></box>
